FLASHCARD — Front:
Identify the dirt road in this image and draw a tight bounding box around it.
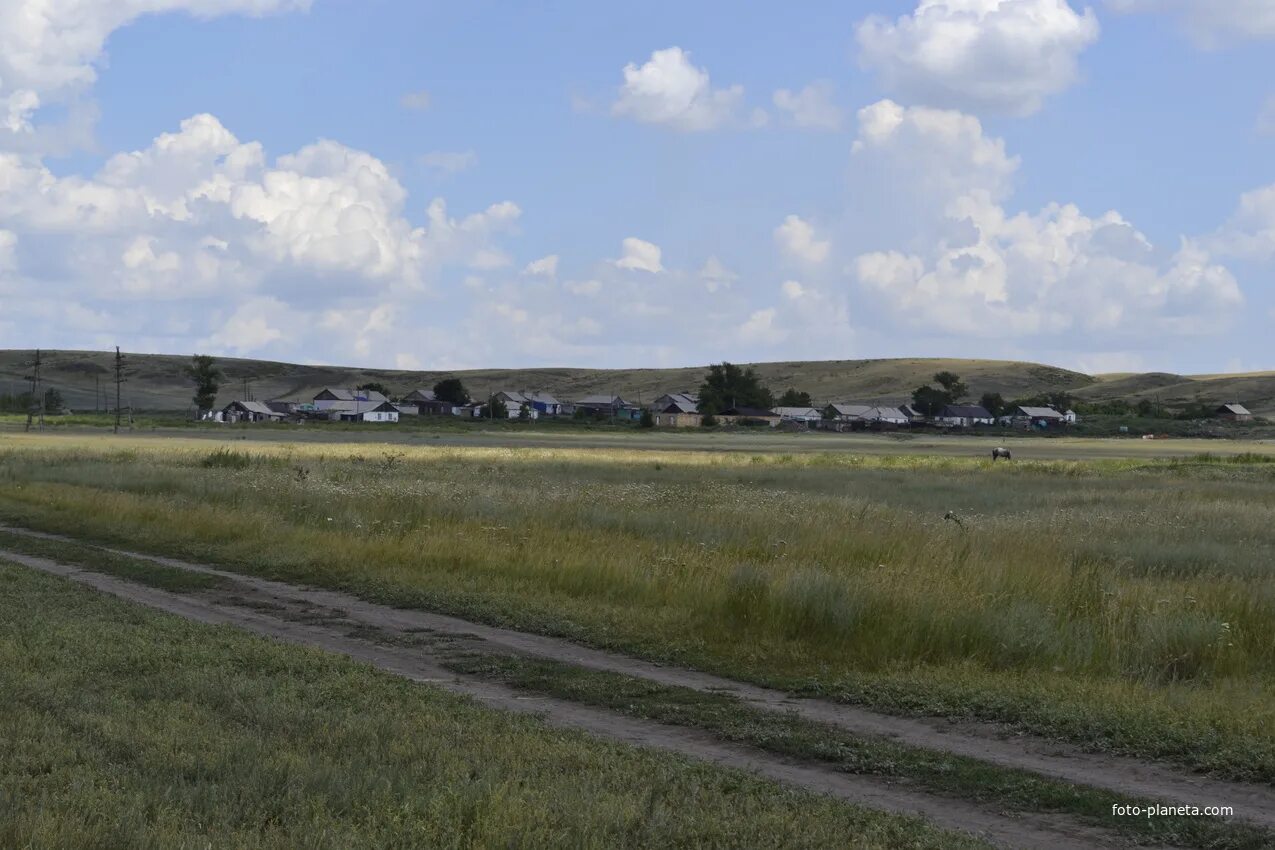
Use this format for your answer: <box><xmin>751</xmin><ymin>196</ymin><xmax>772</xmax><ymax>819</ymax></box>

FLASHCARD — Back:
<box><xmin>5</xmin><ymin>525</ymin><xmax>1274</xmax><ymax>847</ymax></box>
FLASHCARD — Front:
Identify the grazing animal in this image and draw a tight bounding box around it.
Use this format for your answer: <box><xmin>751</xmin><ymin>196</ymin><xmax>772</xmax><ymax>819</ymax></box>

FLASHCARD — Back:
<box><xmin>992</xmin><ymin>447</ymin><xmax>1012</xmax><ymax>462</ymax></box>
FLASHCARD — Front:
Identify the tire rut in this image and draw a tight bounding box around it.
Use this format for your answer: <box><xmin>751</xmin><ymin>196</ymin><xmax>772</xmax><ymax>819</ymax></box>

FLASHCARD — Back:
<box><xmin>0</xmin><ymin>547</ymin><xmax>1128</xmax><ymax>850</ymax></box>
<box><xmin>4</xmin><ymin>523</ymin><xmax>1273</xmax><ymax>832</ymax></box>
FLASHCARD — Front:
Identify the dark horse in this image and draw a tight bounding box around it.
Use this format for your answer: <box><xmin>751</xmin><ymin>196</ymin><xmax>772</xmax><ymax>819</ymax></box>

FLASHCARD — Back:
<box><xmin>992</xmin><ymin>447</ymin><xmax>1012</xmax><ymax>462</ymax></box>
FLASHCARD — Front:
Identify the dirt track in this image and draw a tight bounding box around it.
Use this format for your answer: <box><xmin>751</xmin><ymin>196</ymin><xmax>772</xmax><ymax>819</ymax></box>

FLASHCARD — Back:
<box><xmin>5</xmin><ymin>525</ymin><xmax>1275</xmax><ymax>847</ymax></box>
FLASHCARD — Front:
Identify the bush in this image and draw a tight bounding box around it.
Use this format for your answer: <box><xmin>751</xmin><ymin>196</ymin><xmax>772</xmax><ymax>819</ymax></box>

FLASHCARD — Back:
<box><xmin>639</xmin><ymin>409</ymin><xmax>655</xmax><ymax>428</ymax></box>
<box><xmin>701</xmin><ymin>414</ymin><xmax>718</xmax><ymax>427</ymax></box>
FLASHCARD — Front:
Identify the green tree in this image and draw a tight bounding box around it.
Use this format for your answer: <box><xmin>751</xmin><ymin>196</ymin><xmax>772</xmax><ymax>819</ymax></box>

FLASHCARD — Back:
<box><xmin>43</xmin><ymin>387</ymin><xmax>64</xmax><ymax>412</ymax></box>
<box><xmin>777</xmin><ymin>388</ymin><xmax>812</xmax><ymax>407</ymax></box>
<box><xmin>357</xmin><ymin>382</ymin><xmax>392</xmax><ymax>398</ymax></box>
<box><xmin>697</xmin><ymin>362</ymin><xmax>774</xmax><ymax>414</ymax></box>
<box><xmin>933</xmin><ymin>371</ymin><xmax>968</xmax><ymax>403</ymax></box>
<box><xmin>639</xmin><ymin>408</ymin><xmax>655</xmax><ymax>428</ymax></box>
<box><xmin>184</xmin><ymin>354</ymin><xmax>223</xmax><ymax>413</ymax></box>
<box><xmin>518</xmin><ymin>402</ymin><xmax>531</xmax><ymax>421</ymax></box>
<box><xmin>980</xmin><ymin>392</ymin><xmax>1007</xmax><ymax>418</ymax></box>
<box><xmin>484</xmin><ymin>395</ymin><xmax>508</xmax><ymax>419</ymax></box>
<box><xmin>701</xmin><ymin>413</ymin><xmax>718</xmax><ymax>427</ymax></box>
<box><xmin>911</xmin><ymin>385</ymin><xmax>949</xmax><ymax>417</ymax></box>
<box><xmin>432</xmin><ymin>377</ymin><xmax>469</xmax><ymax>405</ymax></box>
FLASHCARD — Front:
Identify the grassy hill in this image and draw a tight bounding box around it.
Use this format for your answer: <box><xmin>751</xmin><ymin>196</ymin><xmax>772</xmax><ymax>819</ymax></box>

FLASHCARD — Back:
<box><xmin>0</xmin><ymin>349</ymin><xmax>1266</xmax><ymax>414</ymax></box>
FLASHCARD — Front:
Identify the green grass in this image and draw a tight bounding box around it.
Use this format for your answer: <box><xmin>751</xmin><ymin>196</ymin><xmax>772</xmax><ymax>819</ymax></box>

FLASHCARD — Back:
<box><xmin>441</xmin><ymin>652</ymin><xmax>1272</xmax><ymax>850</ymax></box>
<box><xmin>1</xmin><ymin>433</ymin><xmax>1273</xmax><ymax>782</ymax></box>
<box><xmin>0</xmin><ymin>528</ymin><xmax>228</xmax><ymax>593</ymax></box>
<box><xmin>0</xmin><ymin>562</ymin><xmax>979</xmax><ymax>850</ymax></box>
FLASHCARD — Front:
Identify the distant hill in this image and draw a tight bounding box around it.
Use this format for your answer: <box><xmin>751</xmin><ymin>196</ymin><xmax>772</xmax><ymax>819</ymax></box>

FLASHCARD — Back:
<box><xmin>0</xmin><ymin>349</ymin><xmax>1266</xmax><ymax>414</ymax></box>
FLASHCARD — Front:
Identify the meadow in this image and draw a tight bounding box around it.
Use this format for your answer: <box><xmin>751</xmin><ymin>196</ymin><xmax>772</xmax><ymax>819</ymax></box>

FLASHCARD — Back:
<box><xmin>2</xmin><ymin>431</ymin><xmax>1274</xmax><ymax>782</ymax></box>
<box><xmin>0</xmin><ymin>563</ymin><xmax>973</xmax><ymax>849</ymax></box>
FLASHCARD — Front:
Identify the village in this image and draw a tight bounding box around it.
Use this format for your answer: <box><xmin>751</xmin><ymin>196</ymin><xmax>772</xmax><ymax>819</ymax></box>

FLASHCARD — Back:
<box><xmin>215</xmin><ymin>384</ymin><xmax>1256</xmax><ymax>432</ymax></box>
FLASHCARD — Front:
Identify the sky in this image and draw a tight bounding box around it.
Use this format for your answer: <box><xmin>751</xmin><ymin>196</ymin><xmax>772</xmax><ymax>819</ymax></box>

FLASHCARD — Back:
<box><xmin>1</xmin><ymin>0</ymin><xmax>1274</xmax><ymax>375</ymax></box>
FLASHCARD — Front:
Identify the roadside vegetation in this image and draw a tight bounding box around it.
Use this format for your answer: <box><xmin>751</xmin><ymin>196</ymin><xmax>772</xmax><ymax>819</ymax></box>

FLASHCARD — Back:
<box><xmin>0</xmin><ymin>563</ymin><xmax>973</xmax><ymax>849</ymax></box>
<box><xmin>1</xmin><ymin>433</ymin><xmax>1274</xmax><ymax>783</ymax></box>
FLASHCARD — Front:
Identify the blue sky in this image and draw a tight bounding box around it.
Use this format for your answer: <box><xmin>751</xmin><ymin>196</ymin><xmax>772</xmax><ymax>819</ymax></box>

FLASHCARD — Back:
<box><xmin>2</xmin><ymin>0</ymin><xmax>1274</xmax><ymax>375</ymax></box>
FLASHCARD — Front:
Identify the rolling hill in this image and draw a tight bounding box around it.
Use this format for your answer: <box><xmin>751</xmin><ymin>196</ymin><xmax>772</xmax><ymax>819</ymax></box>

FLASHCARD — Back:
<box><xmin>0</xmin><ymin>349</ymin><xmax>1267</xmax><ymax>414</ymax></box>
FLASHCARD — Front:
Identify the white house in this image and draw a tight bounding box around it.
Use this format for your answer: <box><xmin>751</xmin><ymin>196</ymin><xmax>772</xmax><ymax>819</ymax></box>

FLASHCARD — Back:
<box><xmin>326</xmin><ymin>400</ymin><xmax>399</xmax><ymax>423</ymax></box>
<box><xmin>312</xmin><ymin>387</ymin><xmax>388</xmax><ymax>412</ymax></box>
<box><xmin>775</xmin><ymin>406</ymin><xmax>823</xmax><ymax>425</ymax></box>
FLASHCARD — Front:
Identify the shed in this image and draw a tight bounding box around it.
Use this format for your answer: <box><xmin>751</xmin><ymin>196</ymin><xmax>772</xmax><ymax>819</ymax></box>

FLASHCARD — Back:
<box><xmin>1216</xmin><ymin>403</ymin><xmax>1252</xmax><ymax>423</ymax></box>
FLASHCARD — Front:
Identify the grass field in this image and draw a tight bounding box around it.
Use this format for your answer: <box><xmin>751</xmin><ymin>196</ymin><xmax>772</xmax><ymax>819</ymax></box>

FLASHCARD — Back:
<box><xmin>0</xmin><ymin>563</ymin><xmax>976</xmax><ymax>849</ymax></box>
<box><xmin>1</xmin><ymin>430</ymin><xmax>1274</xmax><ymax>787</ymax></box>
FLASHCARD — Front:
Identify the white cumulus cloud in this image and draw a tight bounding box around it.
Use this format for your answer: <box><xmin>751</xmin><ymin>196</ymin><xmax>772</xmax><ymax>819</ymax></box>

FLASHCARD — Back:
<box><xmin>856</xmin><ymin>0</ymin><xmax>1100</xmax><ymax>116</ymax></box>
<box><xmin>613</xmin><ymin>237</ymin><xmax>664</xmax><ymax>273</ymax></box>
<box><xmin>611</xmin><ymin>47</ymin><xmax>744</xmax><ymax>132</ymax></box>
<box><xmin>774</xmin><ymin>215</ymin><xmax>830</xmax><ymax>264</ymax></box>
<box><xmin>523</xmin><ymin>254</ymin><xmax>559</xmax><ymax>277</ymax></box>
<box><xmin>1106</xmin><ymin>0</ymin><xmax>1275</xmax><ymax>46</ymax></box>
<box><xmin>849</xmin><ymin>99</ymin><xmax>1242</xmax><ymax>338</ymax></box>
<box><xmin>772</xmin><ymin>81</ymin><xmax>843</xmax><ymax>130</ymax></box>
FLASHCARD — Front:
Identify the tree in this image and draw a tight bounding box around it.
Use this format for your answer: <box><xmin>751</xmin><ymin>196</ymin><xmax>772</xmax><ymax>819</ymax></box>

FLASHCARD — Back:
<box><xmin>639</xmin><ymin>408</ymin><xmax>655</xmax><ymax>428</ymax></box>
<box><xmin>357</xmin><ymin>381</ymin><xmax>392</xmax><ymax>398</ymax></box>
<box><xmin>44</xmin><ymin>388</ymin><xmax>64</xmax><ymax>413</ymax></box>
<box><xmin>911</xmin><ymin>385</ymin><xmax>949</xmax><ymax>417</ymax></box>
<box><xmin>777</xmin><ymin>388</ymin><xmax>812</xmax><ymax>407</ymax></box>
<box><xmin>701</xmin><ymin>413</ymin><xmax>718</xmax><ymax>427</ymax></box>
<box><xmin>185</xmin><ymin>354</ymin><xmax>222</xmax><ymax>414</ymax></box>
<box><xmin>697</xmin><ymin>362</ymin><xmax>774</xmax><ymax>414</ymax></box>
<box><xmin>980</xmin><ymin>392</ymin><xmax>1007</xmax><ymax>418</ymax></box>
<box><xmin>518</xmin><ymin>402</ymin><xmax>531</xmax><ymax>421</ymax></box>
<box><xmin>433</xmin><ymin>377</ymin><xmax>469</xmax><ymax>405</ymax></box>
<box><xmin>484</xmin><ymin>395</ymin><xmax>508</xmax><ymax>419</ymax></box>
<box><xmin>933</xmin><ymin>371</ymin><xmax>968</xmax><ymax>403</ymax></box>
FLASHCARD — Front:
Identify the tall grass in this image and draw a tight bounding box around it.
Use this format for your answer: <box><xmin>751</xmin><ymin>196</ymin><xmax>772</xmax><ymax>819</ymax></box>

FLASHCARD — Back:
<box><xmin>1</xmin><ymin>434</ymin><xmax>1274</xmax><ymax>777</ymax></box>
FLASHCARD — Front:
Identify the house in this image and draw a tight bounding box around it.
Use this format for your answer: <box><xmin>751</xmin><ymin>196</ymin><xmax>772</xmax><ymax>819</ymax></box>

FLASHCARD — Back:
<box><xmin>222</xmin><ymin>400</ymin><xmax>286</xmax><ymax>423</ymax></box>
<box><xmin>393</xmin><ymin>403</ymin><xmax>419</xmax><ymax>416</ymax></box>
<box><xmin>401</xmin><ymin>389</ymin><xmax>437</xmax><ymax>403</ymax></box>
<box><xmin>573</xmin><ymin>394</ymin><xmax>642</xmax><ymax>421</ymax></box>
<box><xmin>718</xmin><ymin>406</ymin><xmax>781</xmax><ymax>427</ymax></box>
<box><xmin>652</xmin><ymin>392</ymin><xmax>699</xmax><ymax>412</ymax></box>
<box><xmin>327</xmin><ymin>400</ymin><xmax>399</xmax><ymax>423</ymax></box>
<box><xmin>826</xmin><ymin>405</ymin><xmax>877</xmax><ymax>423</ymax></box>
<box><xmin>865</xmin><ymin>406</ymin><xmax>910</xmax><ymax>426</ymax></box>
<box><xmin>493</xmin><ymin>390</ymin><xmax>562</xmax><ymax>417</ymax></box>
<box><xmin>1216</xmin><ymin>403</ymin><xmax>1252</xmax><ymax>423</ymax></box>
<box><xmin>1014</xmin><ymin>406</ymin><xmax>1065</xmax><ymax>428</ymax></box>
<box><xmin>774</xmin><ymin>406</ymin><xmax>823</xmax><ymax>426</ymax></box>
<box><xmin>418</xmin><ymin>399</ymin><xmax>458</xmax><ymax>416</ymax></box>
<box><xmin>1062</xmin><ymin>409</ymin><xmax>1080</xmax><ymax>424</ymax></box>
<box><xmin>653</xmin><ymin>394</ymin><xmax>702</xmax><ymax>427</ymax></box>
<box><xmin>937</xmin><ymin>404</ymin><xmax>995</xmax><ymax>427</ymax></box>
<box><xmin>899</xmin><ymin>403</ymin><xmax>926</xmax><ymax>421</ymax></box>
<box><xmin>312</xmin><ymin>387</ymin><xmax>388</xmax><ymax>411</ymax></box>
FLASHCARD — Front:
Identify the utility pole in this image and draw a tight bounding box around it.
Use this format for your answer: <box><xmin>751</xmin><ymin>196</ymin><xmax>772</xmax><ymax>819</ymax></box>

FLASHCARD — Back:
<box><xmin>95</xmin><ymin>374</ymin><xmax>100</xmax><ymax>413</ymax></box>
<box><xmin>24</xmin><ymin>349</ymin><xmax>42</xmax><ymax>432</ymax></box>
<box><xmin>113</xmin><ymin>347</ymin><xmax>124</xmax><ymax>434</ymax></box>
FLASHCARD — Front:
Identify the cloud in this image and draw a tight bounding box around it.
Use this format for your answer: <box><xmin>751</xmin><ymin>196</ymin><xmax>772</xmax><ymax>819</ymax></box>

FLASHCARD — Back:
<box><xmin>848</xmin><ymin>99</ymin><xmax>1242</xmax><ymax>339</ymax></box>
<box><xmin>1105</xmin><ymin>0</ymin><xmax>1275</xmax><ymax>46</ymax></box>
<box><xmin>613</xmin><ymin>237</ymin><xmax>664</xmax><ymax>272</ymax></box>
<box><xmin>0</xmin><ymin>0</ymin><xmax>310</xmax><ymax>150</ymax></box>
<box><xmin>739</xmin><ymin>307</ymin><xmax>785</xmax><ymax>344</ymax></box>
<box><xmin>856</xmin><ymin>0</ymin><xmax>1100</xmax><ymax>116</ymax></box>
<box><xmin>698</xmin><ymin>255</ymin><xmax>737</xmax><ymax>292</ymax></box>
<box><xmin>611</xmin><ymin>47</ymin><xmax>744</xmax><ymax>131</ymax></box>
<box><xmin>1259</xmin><ymin>96</ymin><xmax>1275</xmax><ymax>136</ymax></box>
<box><xmin>421</xmin><ymin>150</ymin><xmax>477</xmax><ymax>175</ymax></box>
<box><xmin>774</xmin><ymin>215</ymin><xmax>830</xmax><ymax>264</ymax></box>
<box><xmin>564</xmin><ymin>279</ymin><xmax>602</xmax><ymax>296</ymax></box>
<box><xmin>781</xmin><ymin>280</ymin><xmax>806</xmax><ymax>300</ymax></box>
<box><xmin>772</xmin><ymin>81</ymin><xmax>843</xmax><ymax>130</ymax></box>
<box><xmin>0</xmin><ymin>112</ymin><xmax>522</xmax><ymax>360</ymax></box>
<box><xmin>400</xmin><ymin>89</ymin><xmax>432</xmax><ymax>110</ymax></box>
<box><xmin>523</xmin><ymin>254</ymin><xmax>559</xmax><ymax>277</ymax></box>
<box><xmin>1211</xmin><ymin>183</ymin><xmax>1275</xmax><ymax>261</ymax></box>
